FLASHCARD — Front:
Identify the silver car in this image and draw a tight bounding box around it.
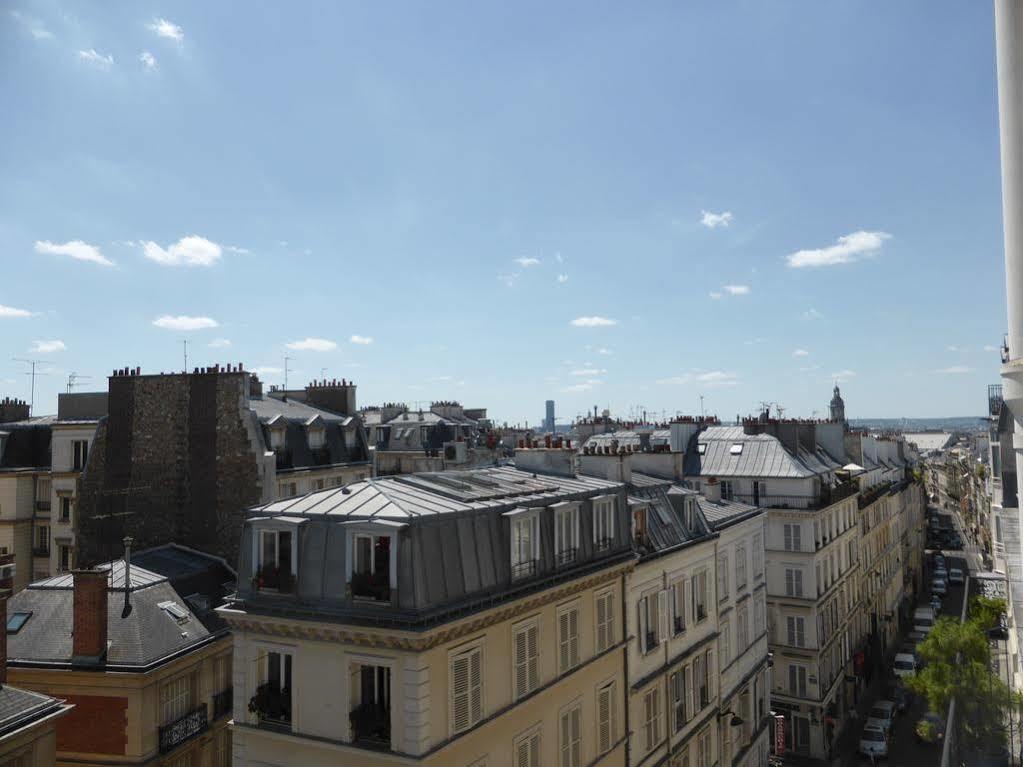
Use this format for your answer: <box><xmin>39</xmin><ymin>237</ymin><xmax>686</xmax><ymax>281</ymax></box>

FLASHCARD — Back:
<box><xmin>859</xmin><ymin>724</ymin><xmax>889</xmax><ymax>758</ymax></box>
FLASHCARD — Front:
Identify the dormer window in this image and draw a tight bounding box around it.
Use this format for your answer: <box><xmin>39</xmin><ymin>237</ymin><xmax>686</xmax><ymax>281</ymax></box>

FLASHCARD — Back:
<box><xmin>252</xmin><ymin>519</ymin><xmax>303</xmax><ymax>593</ymax></box>
<box><xmin>308</xmin><ymin>426</ymin><xmax>325</xmax><ymax>450</ymax></box>
<box><xmin>592</xmin><ymin>496</ymin><xmax>615</xmax><ymax>552</ymax></box>
<box><xmin>697</xmin><ymin>443</ymin><xmax>707</xmax><ymax>455</ymax></box>
<box><xmin>352</xmin><ymin>534</ymin><xmax>391</xmax><ymax>601</ymax></box>
<box><xmin>505</xmin><ymin>508</ymin><xmax>540</xmax><ymax>580</ymax></box>
<box><xmin>552</xmin><ymin>502</ymin><xmax>579</xmax><ymax>567</ymax></box>
<box><xmin>269</xmin><ymin>425</ymin><xmax>286</xmax><ymax>450</ymax></box>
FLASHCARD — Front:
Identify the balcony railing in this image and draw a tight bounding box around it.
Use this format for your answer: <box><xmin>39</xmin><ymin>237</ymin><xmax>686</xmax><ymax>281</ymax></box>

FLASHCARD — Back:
<box><xmin>252</xmin><ymin>564</ymin><xmax>295</xmax><ymax>593</ymax></box>
<box><xmin>511</xmin><ymin>559</ymin><xmax>537</xmax><ymax>580</ymax></box>
<box><xmin>555</xmin><ymin>547</ymin><xmax>577</xmax><ymax>567</ymax></box>
<box><xmin>350</xmin><ymin>571</ymin><xmax>391</xmax><ymax>602</ymax></box>
<box><xmin>350</xmin><ymin>702</ymin><xmax>391</xmax><ymax>749</ymax></box>
<box><xmin>595</xmin><ymin>537</ymin><xmax>613</xmax><ymax>553</ymax></box>
<box><xmin>159</xmin><ymin>704</ymin><xmax>208</xmax><ymax>754</ymax></box>
<box><xmin>212</xmin><ymin>688</ymin><xmax>233</xmax><ymax>720</ymax></box>
<box><xmin>35</xmin><ymin>500</ymin><xmax>50</xmax><ymax>512</ymax></box>
<box><xmin>31</xmin><ymin>546</ymin><xmax>49</xmax><ymax>558</ymax></box>
<box><xmin>249</xmin><ymin>684</ymin><xmax>291</xmax><ymax>732</ymax></box>
<box><xmin>726</xmin><ymin>483</ymin><xmax>858</xmax><ymax>512</ymax></box>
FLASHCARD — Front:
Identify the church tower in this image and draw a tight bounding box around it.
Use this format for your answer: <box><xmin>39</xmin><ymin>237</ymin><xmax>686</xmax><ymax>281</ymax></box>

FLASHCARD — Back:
<box><xmin>829</xmin><ymin>384</ymin><xmax>846</xmax><ymax>424</ymax></box>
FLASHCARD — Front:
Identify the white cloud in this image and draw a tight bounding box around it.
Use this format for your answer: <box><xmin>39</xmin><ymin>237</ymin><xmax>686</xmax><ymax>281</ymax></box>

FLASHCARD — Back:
<box><xmin>31</xmin><ymin>340</ymin><xmax>65</xmax><ymax>354</ymax></box>
<box><xmin>514</xmin><ymin>257</ymin><xmax>540</xmax><ymax>267</ymax></box>
<box><xmin>570</xmin><ymin>316</ymin><xmax>617</xmax><ymax>327</ymax></box>
<box><xmin>831</xmin><ymin>369</ymin><xmax>857</xmax><ymax>381</ymax></box>
<box><xmin>225</xmin><ymin>245</ymin><xmax>250</xmax><ymax>254</ymax></box>
<box><xmin>723</xmin><ymin>284</ymin><xmax>750</xmax><ymax>296</ymax></box>
<box><xmin>11</xmin><ymin>11</ymin><xmax>52</xmax><ymax>40</ymax></box>
<box><xmin>79</xmin><ymin>49</ymin><xmax>114</xmax><ymax>68</ymax></box>
<box><xmin>597</xmin><ymin>348</ymin><xmax>612</xmax><ymax>355</ymax></box>
<box><xmin>153</xmin><ymin>315</ymin><xmax>218</xmax><ymax>331</ymax></box>
<box><xmin>498</xmin><ymin>272</ymin><xmax>519</xmax><ymax>288</ymax></box>
<box><xmin>149</xmin><ymin>18</ymin><xmax>183</xmax><ymax>41</ymax></box>
<box><xmin>35</xmin><ymin>239</ymin><xmax>114</xmax><ymax>267</ymax></box>
<box><xmin>786</xmin><ymin>231</ymin><xmax>891</xmax><ymax>268</ymax></box>
<box><xmin>792</xmin><ymin>349</ymin><xmax>810</xmax><ymax>357</ymax></box>
<box><xmin>350</xmin><ymin>335</ymin><xmax>374</xmax><ymax>345</ymax></box>
<box><xmin>563</xmin><ymin>380</ymin><xmax>603</xmax><ymax>392</ymax></box>
<box><xmin>984</xmin><ymin>345</ymin><xmax>999</xmax><ymax>352</ymax></box>
<box><xmin>700</xmin><ymin>210</ymin><xmax>733</xmax><ymax>229</ymax></box>
<box><xmin>557</xmin><ymin>274</ymin><xmax>569</xmax><ymax>284</ymax></box>
<box><xmin>803</xmin><ymin>308</ymin><xmax>823</xmax><ymax>320</ymax></box>
<box><xmin>252</xmin><ymin>366</ymin><xmax>283</xmax><ymax>376</ymax></box>
<box><xmin>709</xmin><ymin>292</ymin><xmax>722</xmax><ymax>300</ymax></box>
<box><xmin>142</xmin><ymin>235</ymin><xmax>222</xmax><ymax>267</ymax></box>
<box><xmin>139</xmin><ymin>50</ymin><xmax>157</xmax><ymax>70</ymax></box>
<box><xmin>0</xmin><ymin>304</ymin><xmax>32</xmax><ymax>318</ymax></box>
<box><xmin>937</xmin><ymin>366</ymin><xmax>972</xmax><ymax>374</ymax></box>
<box><xmin>208</xmin><ymin>338</ymin><xmax>231</xmax><ymax>348</ymax></box>
<box><xmin>286</xmin><ymin>338</ymin><xmax>337</xmax><ymax>352</ymax></box>
<box><xmin>655</xmin><ymin>371</ymin><xmax>738</xmax><ymax>387</ymax></box>
<box><xmin>571</xmin><ymin>368</ymin><xmax>606</xmax><ymax>376</ymax></box>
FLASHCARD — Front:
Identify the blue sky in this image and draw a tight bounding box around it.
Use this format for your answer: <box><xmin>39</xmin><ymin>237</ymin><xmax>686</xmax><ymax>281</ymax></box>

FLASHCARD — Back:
<box><xmin>0</xmin><ymin>1</ymin><xmax>1010</xmax><ymax>425</ymax></box>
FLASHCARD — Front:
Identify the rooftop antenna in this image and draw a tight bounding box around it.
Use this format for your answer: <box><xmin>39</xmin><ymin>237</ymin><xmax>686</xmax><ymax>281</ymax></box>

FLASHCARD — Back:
<box><xmin>12</xmin><ymin>358</ymin><xmax>46</xmax><ymax>416</ymax></box>
<box><xmin>284</xmin><ymin>356</ymin><xmax>294</xmax><ymax>390</ymax></box>
<box><xmin>320</xmin><ymin>367</ymin><xmax>327</xmax><ymax>379</ymax></box>
<box><xmin>67</xmin><ymin>372</ymin><xmax>92</xmax><ymax>394</ymax></box>
<box><xmin>182</xmin><ymin>339</ymin><xmax>188</xmax><ymax>372</ymax></box>
<box><xmin>774</xmin><ymin>403</ymin><xmax>787</xmax><ymax>419</ymax></box>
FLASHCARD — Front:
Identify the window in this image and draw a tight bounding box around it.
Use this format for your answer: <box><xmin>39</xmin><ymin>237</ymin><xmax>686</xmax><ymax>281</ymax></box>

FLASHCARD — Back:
<box><xmin>511</xmin><ymin>513</ymin><xmax>540</xmax><ymax>580</ymax></box>
<box><xmin>256</xmin><ymin>651</ymin><xmax>292</xmax><ymax>726</ymax></box>
<box><xmin>595</xmin><ymin>590</ymin><xmax>615</xmax><ymax>652</ymax></box>
<box><xmin>513</xmin><ymin>619</ymin><xmax>540</xmax><ymax>699</ymax></box>
<box><xmin>36</xmin><ymin>526</ymin><xmax>48</xmax><ymax>553</ymax></box>
<box><xmin>314</xmin><ymin>478</ymin><xmax>325</xmax><ymax>490</ymax></box>
<box><xmin>735</xmin><ymin>544</ymin><xmax>747</xmax><ymax>590</ymax></box>
<box><xmin>559</xmin><ymin>703</ymin><xmax>581</xmax><ymax>767</ymax></box>
<box><xmin>59</xmin><ymin>497</ymin><xmax>71</xmax><ymax>522</ymax></box>
<box><xmin>697</xmin><ymin>443</ymin><xmax>707</xmax><ymax>455</ymax></box>
<box><xmin>6</xmin><ymin>612</ymin><xmax>31</xmax><ymax>633</ymax></box>
<box><xmin>554</xmin><ymin>503</ymin><xmax>579</xmax><ymax>567</ymax></box>
<box><xmin>693</xmin><ymin>570</ymin><xmax>708</xmax><ymax>622</ymax></box>
<box><xmin>785</xmin><ymin>568</ymin><xmax>803</xmax><ymax>597</ymax></box>
<box><xmin>719</xmin><ymin>620</ymin><xmax>731</xmax><ymax>667</ymax></box>
<box><xmin>720</xmin><ymin>480</ymin><xmax>734</xmax><ymax>500</ymax></box>
<box><xmin>788</xmin><ymin>664</ymin><xmax>807</xmax><ymax>696</ymax></box>
<box><xmin>698</xmin><ymin>727</ymin><xmax>712</xmax><ymax>767</ymax></box>
<box><xmin>256</xmin><ymin>529</ymin><xmax>294</xmax><ymax>591</ymax></box>
<box><xmin>514</xmin><ymin>728</ymin><xmax>541</xmax><ymax>767</ymax></box>
<box><xmin>737</xmin><ymin>603</ymin><xmax>749</xmax><ymax>648</ymax></box>
<box><xmin>351</xmin><ymin>533</ymin><xmax>391</xmax><ymax>601</ymax></box>
<box><xmin>783</xmin><ymin>524</ymin><xmax>801</xmax><ymax>552</ymax></box>
<box><xmin>593</xmin><ymin>498</ymin><xmax>614</xmax><ymax>551</ymax></box>
<box><xmin>671</xmin><ymin>667</ymin><xmax>690</xmax><ymax>731</ymax></box>
<box><xmin>450</xmin><ymin>643</ymin><xmax>483</xmax><ymax>734</ymax></box>
<box><xmin>695</xmin><ymin>651</ymin><xmax>712</xmax><ymax>707</ymax></box>
<box><xmin>161</xmin><ymin>674</ymin><xmax>193</xmax><ymax>725</ymax></box>
<box><xmin>72</xmin><ymin>440</ymin><xmax>88</xmax><ymax>471</ymax></box>
<box><xmin>670</xmin><ymin>579</ymin><xmax>686</xmax><ymax>634</ymax></box>
<box><xmin>269</xmin><ymin>427</ymin><xmax>286</xmax><ymax>450</ymax></box>
<box><xmin>278</xmin><ymin>481</ymin><xmax>297</xmax><ymax>497</ymax></box>
<box><xmin>307</xmin><ymin>427</ymin><xmax>325</xmax><ymax>449</ymax></box>
<box><xmin>717</xmin><ymin>553</ymin><xmax>729</xmax><ymax>602</ymax></box>
<box><xmin>754</xmin><ymin>593</ymin><xmax>765</xmax><ymax>635</ymax></box>
<box><xmin>643</xmin><ymin>687</ymin><xmax>662</xmax><ymax>752</ymax></box>
<box><xmin>597</xmin><ymin>681</ymin><xmax>617</xmax><ymax>754</ymax></box>
<box><xmin>786</xmin><ymin>616</ymin><xmax>805</xmax><ymax>648</ymax></box>
<box><xmin>558</xmin><ymin>605</ymin><xmax>580</xmax><ymax>673</ymax></box>
<box><xmin>729</xmin><ymin>443</ymin><xmax>743</xmax><ymax>455</ymax></box>
<box><xmin>638</xmin><ymin>591</ymin><xmax>667</xmax><ymax>653</ymax></box>
<box><xmin>58</xmin><ymin>545</ymin><xmax>71</xmax><ymax>573</ymax></box>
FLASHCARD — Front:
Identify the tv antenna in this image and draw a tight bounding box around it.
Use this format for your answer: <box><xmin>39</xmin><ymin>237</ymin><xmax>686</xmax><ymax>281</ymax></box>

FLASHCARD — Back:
<box><xmin>182</xmin><ymin>339</ymin><xmax>188</xmax><ymax>372</ymax></box>
<box><xmin>67</xmin><ymin>372</ymin><xmax>92</xmax><ymax>393</ymax></box>
<box><xmin>12</xmin><ymin>358</ymin><xmax>46</xmax><ymax>416</ymax></box>
<box><xmin>774</xmin><ymin>403</ymin><xmax>787</xmax><ymax>419</ymax></box>
<box><xmin>284</xmin><ymin>356</ymin><xmax>294</xmax><ymax>390</ymax></box>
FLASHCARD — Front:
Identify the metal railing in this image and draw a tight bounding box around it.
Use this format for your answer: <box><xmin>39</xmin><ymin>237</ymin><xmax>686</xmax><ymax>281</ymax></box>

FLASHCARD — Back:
<box><xmin>725</xmin><ymin>483</ymin><xmax>858</xmax><ymax>512</ymax></box>
<box><xmin>31</xmin><ymin>546</ymin><xmax>49</xmax><ymax>558</ymax></box>
<box><xmin>511</xmin><ymin>559</ymin><xmax>537</xmax><ymax>580</ymax></box>
<box><xmin>349</xmin><ymin>702</ymin><xmax>391</xmax><ymax>749</ymax></box>
<box><xmin>159</xmin><ymin>704</ymin><xmax>208</xmax><ymax>753</ymax></box>
<box><xmin>555</xmin><ymin>547</ymin><xmax>577</xmax><ymax>568</ymax></box>
<box><xmin>350</xmin><ymin>571</ymin><xmax>391</xmax><ymax>602</ymax></box>
<box><xmin>212</xmin><ymin>688</ymin><xmax>233</xmax><ymax>720</ymax></box>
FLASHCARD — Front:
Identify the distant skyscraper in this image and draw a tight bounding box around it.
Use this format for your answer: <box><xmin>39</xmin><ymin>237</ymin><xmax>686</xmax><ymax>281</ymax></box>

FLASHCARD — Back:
<box><xmin>545</xmin><ymin>400</ymin><xmax>555</xmax><ymax>432</ymax></box>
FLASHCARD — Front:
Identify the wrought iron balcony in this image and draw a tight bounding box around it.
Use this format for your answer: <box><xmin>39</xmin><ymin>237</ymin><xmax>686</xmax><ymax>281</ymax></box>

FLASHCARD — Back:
<box><xmin>252</xmin><ymin>564</ymin><xmax>295</xmax><ymax>594</ymax></box>
<box><xmin>350</xmin><ymin>571</ymin><xmax>391</xmax><ymax>602</ymax></box>
<box><xmin>595</xmin><ymin>537</ymin><xmax>614</xmax><ymax>552</ymax></box>
<box><xmin>511</xmin><ymin>559</ymin><xmax>537</xmax><ymax>580</ymax></box>
<box><xmin>212</xmin><ymin>688</ymin><xmax>233</xmax><ymax>720</ymax></box>
<box><xmin>555</xmin><ymin>547</ymin><xmax>577</xmax><ymax>568</ymax></box>
<box><xmin>159</xmin><ymin>704</ymin><xmax>208</xmax><ymax>754</ymax></box>
<box><xmin>350</xmin><ymin>702</ymin><xmax>391</xmax><ymax>749</ymax></box>
<box><xmin>249</xmin><ymin>683</ymin><xmax>291</xmax><ymax>732</ymax></box>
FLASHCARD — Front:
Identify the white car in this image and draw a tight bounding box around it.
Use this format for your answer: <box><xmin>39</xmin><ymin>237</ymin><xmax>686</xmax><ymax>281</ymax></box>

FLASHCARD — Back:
<box><xmin>893</xmin><ymin>652</ymin><xmax>917</xmax><ymax>678</ymax></box>
<box><xmin>932</xmin><ymin>578</ymin><xmax>947</xmax><ymax>596</ymax></box>
<box><xmin>859</xmin><ymin>724</ymin><xmax>889</xmax><ymax>758</ymax></box>
<box><xmin>948</xmin><ymin>567</ymin><xmax>965</xmax><ymax>585</ymax></box>
<box><xmin>868</xmin><ymin>701</ymin><xmax>897</xmax><ymax>734</ymax></box>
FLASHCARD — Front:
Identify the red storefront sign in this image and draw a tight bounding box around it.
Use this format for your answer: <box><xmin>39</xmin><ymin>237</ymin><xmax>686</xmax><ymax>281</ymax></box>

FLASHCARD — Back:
<box><xmin>774</xmin><ymin>714</ymin><xmax>786</xmax><ymax>754</ymax></box>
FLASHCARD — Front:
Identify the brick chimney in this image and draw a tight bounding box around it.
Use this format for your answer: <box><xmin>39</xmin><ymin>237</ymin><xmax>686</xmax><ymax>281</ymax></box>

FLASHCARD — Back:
<box><xmin>704</xmin><ymin>476</ymin><xmax>722</xmax><ymax>503</ymax></box>
<box><xmin>0</xmin><ymin>397</ymin><xmax>30</xmax><ymax>423</ymax></box>
<box><xmin>304</xmin><ymin>378</ymin><xmax>357</xmax><ymax>415</ymax></box>
<box><xmin>72</xmin><ymin>570</ymin><xmax>108</xmax><ymax>666</ymax></box>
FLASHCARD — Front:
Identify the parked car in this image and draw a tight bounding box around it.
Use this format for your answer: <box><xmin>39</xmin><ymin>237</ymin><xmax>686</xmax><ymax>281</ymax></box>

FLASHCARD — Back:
<box><xmin>916</xmin><ymin>712</ymin><xmax>946</xmax><ymax>745</ymax></box>
<box><xmin>948</xmin><ymin>567</ymin><xmax>965</xmax><ymax>585</ymax></box>
<box><xmin>948</xmin><ymin>536</ymin><xmax>963</xmax><ymax>550</ymax></box>
<box><xmin>886</xmin><ymin>682</ymin><xmax>910</xmax><ymax>713</ymax></box>
<box><xmin>930</xmin><ymin>595</ymin><xmax>942</xmax><ymax>615</ymax></box>
<box><xmin>932</xmin><ymin>578</ymin><xmax>947</xmax><ymax>596</ymax></box>
<box><xmin>868</xmin><ymin>701</ymin><xmax>897</xmax><ymax>734</ymax></box>
<box><xmin>934</xmin><ymin>564</ymin><xmax>948</xmax><ymax>578</ymax></box>
<box><xmin>893</xmin><ymin>652</ymin><xmax>918</xmax><ymax>678</ymax></box>
<box><xmin>860</xmin><ymin>724</ymin><xmax>889</xmax><ymax>758</ymax></box>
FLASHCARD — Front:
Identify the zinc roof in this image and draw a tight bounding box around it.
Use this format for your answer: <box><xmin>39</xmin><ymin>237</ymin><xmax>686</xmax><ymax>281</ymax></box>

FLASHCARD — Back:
<box><xmin>689</xmin><ymin>426</ymin><xmax>818</xmax><ymax>479</ymax></box>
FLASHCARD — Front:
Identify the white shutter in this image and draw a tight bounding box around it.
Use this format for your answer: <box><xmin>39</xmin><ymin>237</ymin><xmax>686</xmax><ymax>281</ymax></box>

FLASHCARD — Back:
<box><xmin>598</xmin><ymin>684</ymin><xmax>612</xmax><ymax>753</ymax></box>
<box><xmin>527</xmin><ymin>623</ymin><xmax>539</xmax><ymax>693</ymax></box>
<box><xmin>517</xmin><ymin>738</ymin><xmax>530</xmax><ymax>767</ymax></box>
<box><xmin>560</xmin><ymin>710</ymin><xmax>571</xmax><ymax>767</ymax></box>
<box><xmin>515</xmin><ymin>628</ymin><xmax>528</xmax><ymax>699</ymax></box>
<box><xmin>606</xmin><ymin>592</ymin><xmax>615</xmax><ymax>647</ymax></box>
<box><xmin>684</xmin><ymin>664</ymin><xmax>694</xmax><ymax>720</ymax></box>
<box><xmin>657</xmin><ymin>589</ymin><xmax>669</xmax><ymax>644</ymax></box>
<box><xmin>596</xmin><ymin>593</ymin><xmax>609</xmax><ymax>651</ymax></box>
<box><xmin>559</xmin><ymin>611</ymin><xmax>570</xmax><ymax>672</ymax></box>
<box><xmin>706</xmin><ymin>648</ymin><xmax>716</xmax><ymax>702</ymax></box>
<box><xmin>638</xmin><ymin>599</ymin><xmax>648</xmax><ymax>652</ymax></box>
<box><xmin>571</xmin><ymin>706</ymin><xmax>581</xmax><ymax>767</ymax></box>
<box><xmin>529</xmin><ymin>732</ymin><xmax>540</xmax><ymax>767</ymax></box>
<box><xmin>569</xmin><ymin>609</ymin><xmax>579</xmax><ymax>668</ymax></box>
<box><xmin>469</xmin><ymin>647</ymin><xmax>482</xmax><ymax>725</ymax></box>
<box><xmin>451</xmin><ymin>651</ymin><xmax>470</xmax><ymax>733</ymax></box>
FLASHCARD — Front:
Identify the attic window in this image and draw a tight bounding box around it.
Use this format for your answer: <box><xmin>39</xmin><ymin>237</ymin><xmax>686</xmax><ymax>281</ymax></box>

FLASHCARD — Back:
<box><xmin>269</xmin><ymin>425</ymin><xmax>286</xmax><ymax>450</ymax></box>
<box><xmin>729</xmin><ymin>444</ymin><xmax>743</xmax><ymax>455</ymax></box>
<box><xmin>697</xmin><ymin>443</ymin><xmax>707</xmax><ymax>455</ymax></box>
<box><xmin>6</xmin><ymin>611</ymin><xmax>31</xmax><ymax>633</ymax></box>
<box><xmin>158</xmin><ymin>601</ymin><xmax>190</xmax><ymax>624</ymax></box>
<box><xmin>308</xmin><ymin>426</ymin><xmax>325</xmax><ymax>450</ymax></box>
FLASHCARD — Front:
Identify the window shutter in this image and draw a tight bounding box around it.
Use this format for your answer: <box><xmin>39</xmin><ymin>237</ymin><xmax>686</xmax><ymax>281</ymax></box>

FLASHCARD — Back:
<box><xmin>596</xmin><ymin>593</ymin><xmax>608</xmax><ymax>651</ymax></box>
<box><xmin>706</xmin><ymin>648</ymin><xmax>716</xmax><ymax>701</ymax></box>
<box><xmin>569</xmin><ymin>609</ymin><xmax>579</xmax><ymax>667</ymax></box>
<box><xmin>571</xmin><ymin>706</ymin><xmax>581</xmax><ymax>767</ymax></box>
<box><xmin>606</xmin><ymin>593</ymin><xmax>615</xmax><ymax>647</ymax></box>
<box><xmin>469</xmin><ymin>647</ymin><xmax>482</xmax><ymax>725</ymax></box>
<box><xmin>560</xmin><ymin>710</ymin><xmax>571</xmax><ymax>767</ymax></box>
<box><xmin>529</xmin><ymin>732</ymin><xmax>540</xmax><ymax>767</ymax></box>
<box><xmin>451</xmin><ymin>652</ymin><xmax>470</xmax><ymax>733</ymax></box>
<box><xmin>638</xmin><ymin>599</ymin><xmax>648</xmax><ymax>652</ymax></box>
<box><xmin>684</xmin><ymin>664</ymin><xmax>694</xmax><ymax>720</ymax></box>
<box><xmin>517</xmin><ymin>738</ymin><xmax>530</xmax><ymax>767</ymax></box>
<box><xmin>598</xmin><ymin>685</ymin><xmax>612</xmax><ymax>753</ymax></box>
<box><xmin>527</xmin><ymin>623</ymin><xmax>539</xmax><ymax>693</ymax></box>
<box><xmin>657</xmin><ymin>590</ymin><xmax>669</xmax><ymax>644</ymax></box>
<box><xmin>515</xmin><ymin>628</ymin><xmax>528</xmax><ymax>698</ymax></box>
<box><xmin>559</xmin><ymin>611</ymin><xmax>570</xmax><ymax>672</ymax></box>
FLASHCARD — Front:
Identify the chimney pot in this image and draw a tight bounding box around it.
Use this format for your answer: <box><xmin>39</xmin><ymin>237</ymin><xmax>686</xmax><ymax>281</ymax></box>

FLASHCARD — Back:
<box><xmin>72</xmin><ymin>569</ymin><xmax>108</xmax><ymax>665</ymax></box>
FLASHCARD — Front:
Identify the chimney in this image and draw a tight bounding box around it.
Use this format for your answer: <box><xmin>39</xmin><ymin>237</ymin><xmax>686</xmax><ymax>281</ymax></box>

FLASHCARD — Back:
<box><xmin>0</xmin><ymin>589</ymin><xmax>8</xmax><ymax>685</ymax></box>
<box><xmin>72</xmin><ymin>569</ymin><xmax>108</xmax><ymax>666</ymax></box>
<box><xmin>704</xmin><ymin>476</ymin><xmax>722</xmax><ymax>503</ymax></box>
<box><xmin>122</xmin><ymin>537</ymin><xmax>133</xmax><ymax>618</ymax></box>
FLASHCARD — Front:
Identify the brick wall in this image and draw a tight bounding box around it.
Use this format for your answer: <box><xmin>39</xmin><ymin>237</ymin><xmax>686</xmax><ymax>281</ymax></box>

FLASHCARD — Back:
<box><xmin>56</xmin><ymin>694</ymin><xmax>128</xmax><ymax>755</ymax></box>
<box><xmin>76</xmin><ymin>370</ymin><xmax>263</xmax><ymax>567</ymax></box>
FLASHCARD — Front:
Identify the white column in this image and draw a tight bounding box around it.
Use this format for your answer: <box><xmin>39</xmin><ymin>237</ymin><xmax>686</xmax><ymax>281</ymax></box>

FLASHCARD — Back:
<box><xmin>997</xmin><ymin>0</ymin><xmax>1023</xmax><ymax>360</ymax></box>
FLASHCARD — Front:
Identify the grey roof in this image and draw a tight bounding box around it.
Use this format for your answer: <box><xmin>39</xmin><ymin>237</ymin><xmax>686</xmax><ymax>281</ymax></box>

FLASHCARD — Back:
<box><xmin>696</xmin><ymin>496</ymin><xmax>763</xmax><ymax>530</ymax></box>
<box><xmin>583</xmin><ymin>430</ymin><xmax>671</xmax><ymax>450</ymax></box>
<box><xmin>248</xmin><ymin>396</ymin><xmax>351</xmax><ymax>425</ymax></box>
<box><xmin>901</xmin><ymin>432</ymin><xmax>954</xmax><ymax>452</ymax></box>
<box><xmin>383</xmin><ymin>410</ymin><xmax>478</xmax><ymax>427</ymax></box>
<box><xmin>8</xmin><ymin>560</ymin><xmax>218</xmax><ymax>669</ymax></box>
<box><xmin>686</xmin><ymin>426</ymin><xmax>820</xmax><ymax>479</ymax></box>
<box><xmin>249</xmin><ymin>396</ymin><xmax>368</xmax><ymax>471</ymax></box>
<box><xmin>0</xmin><ymin>420</ymin><xmax>52</xmax><ymax>470</ymax></box>
<box><xmin>0</xmin><ymin>685</ymin><xmax>64</xmax><ymax>737</ymax></box>
<box><xmin>250</xmin><ymin>466</ymin><xmax>623</xmax><ymax>520</ymax></box>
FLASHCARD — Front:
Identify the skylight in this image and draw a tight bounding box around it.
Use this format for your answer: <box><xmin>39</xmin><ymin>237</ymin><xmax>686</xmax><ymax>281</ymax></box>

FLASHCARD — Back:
<box><xmin>157</xmin><ymin>601</ymin><xmax>190</xmax><ymax>623</ymax></box>
<box><xmin>6</xmin><ymin>612</ymin><xmax>31</xmax><ymax>633</ymax></box>
<box><xmin>730</xmin><ymin>444</ymin><xmax>744</xmax><ymax>455</ymax></box>
<box><xmin>697</xmin><ymin>443</ymin><xmax>707</xmax><ymax>455</ymax></box>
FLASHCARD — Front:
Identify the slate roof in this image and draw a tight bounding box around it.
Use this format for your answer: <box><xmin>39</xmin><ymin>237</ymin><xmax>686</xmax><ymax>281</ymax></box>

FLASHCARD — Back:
<box><xmin>583</xmin><ymin>430</ymin><xmax>671</xmax><ymax>450</ymax></box>
<box><xmin>686</xmin><ymin>426</ymin><xmax>820</xmax><ymax>479</ymax></box>
<box><xmin>248</xmin><ymin>396</ymin><xmax>352</xmax><ymax>425</ymax></box>
<box><xmin>0</xmin><ymin>420</ymin><xmax>52</xmax><ymax>470</ymax></box>
<box><xmin>0</xmin><ymin>685</ymin><xmax>64</xmax><ymax>738</ymax></box>
<box><xmin>132</xmin><ymin>544</ymin><xmax>236</xmax><ymax>632</ymax></box>
<box><xmin>250</xmin><ymin>396</ymin><xmax>368</xmax><ymax>471</ymax></box>
<box><xmin>901</xmin><ymin>432</ymin><xmax>954</xmax><ymax>453</ymax></box>
<box><xmin>696</xmin><ymin>496</ymin><xmax>763</xmax><ymax>531</ymax></box>
<box><xmin>383</xmin><ymin>410</ymin><xmax>478</xmax><ymax>427</ymax></box>
<box><xmin>8</xmin><ymin>560</ymin><xmax>220</xmax><ymax>669</ymax></box>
